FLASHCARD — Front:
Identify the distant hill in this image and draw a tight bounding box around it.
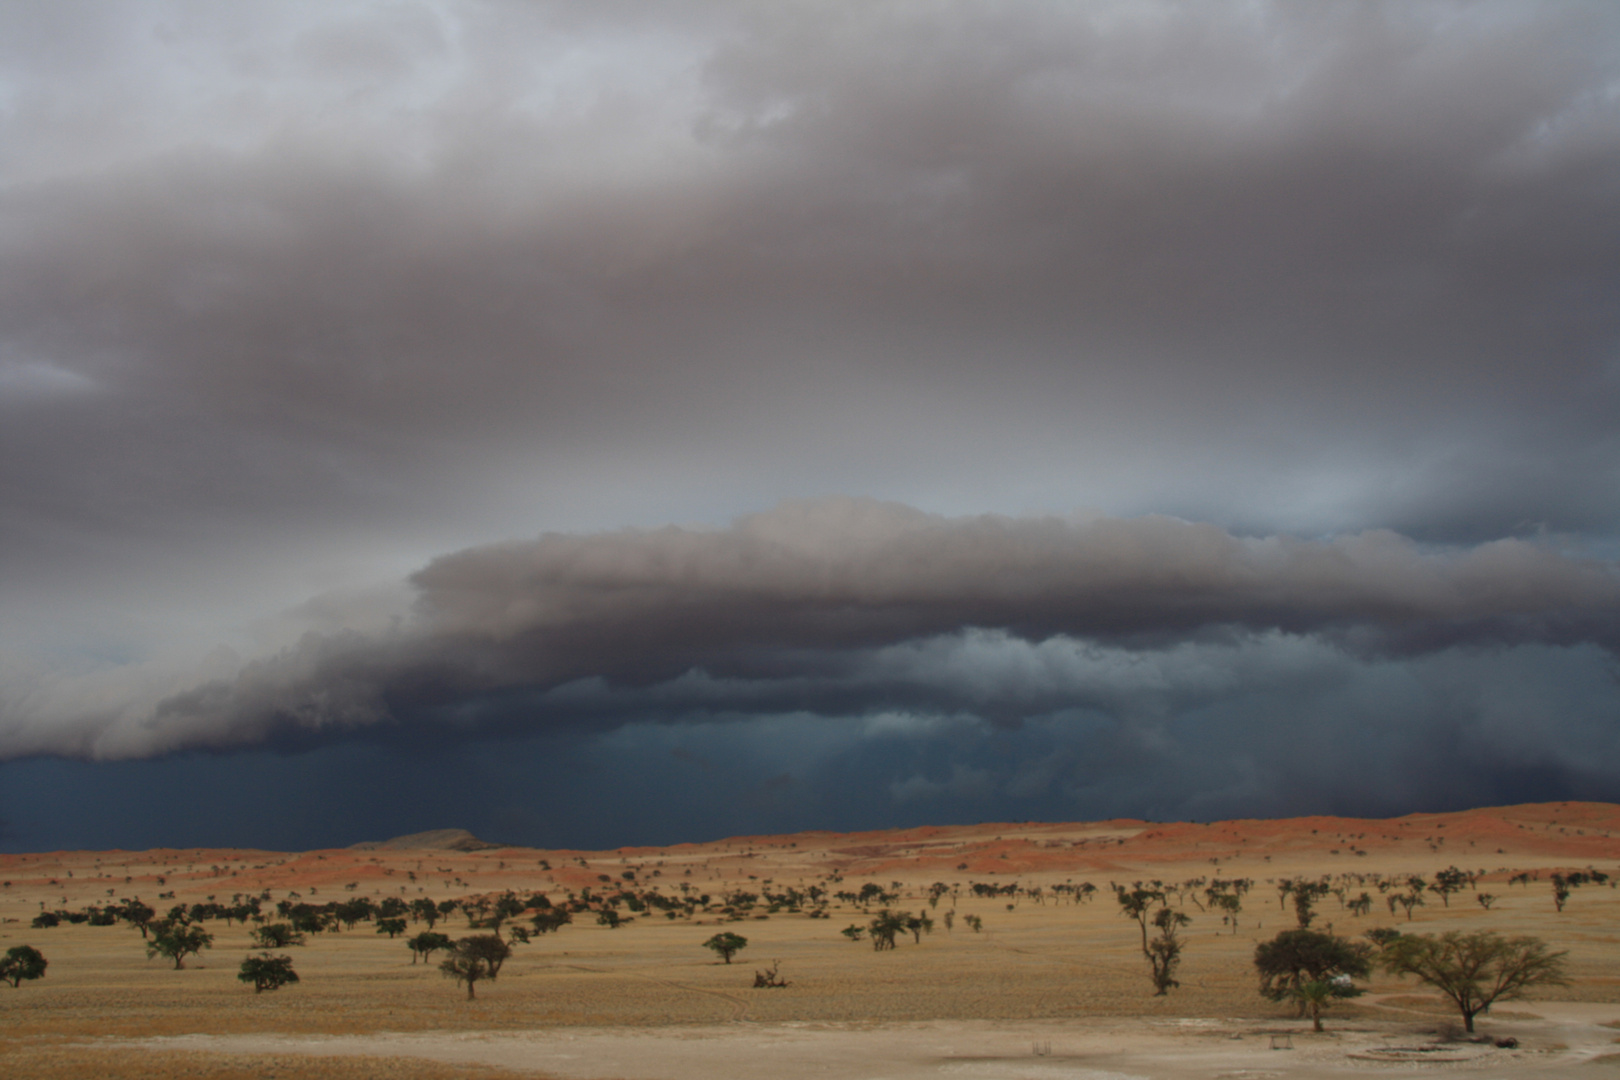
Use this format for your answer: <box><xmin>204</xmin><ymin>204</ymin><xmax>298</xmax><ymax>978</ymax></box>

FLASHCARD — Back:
<box><xmin>348</xmin><ymin>828</ymin><xmax>504</xmax><ymax>852</ymax></box>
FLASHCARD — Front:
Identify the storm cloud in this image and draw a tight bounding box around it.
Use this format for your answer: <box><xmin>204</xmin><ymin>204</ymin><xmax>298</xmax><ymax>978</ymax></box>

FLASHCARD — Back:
<box><xmin>9</xmin><ymin>498</ymin><xmax>1615</xmax><ymax>762</ymax></box>
<box><xmin>2</xmin><ymin>2</ymin><xmax>1618</xmax><ymax>847</ymax></box>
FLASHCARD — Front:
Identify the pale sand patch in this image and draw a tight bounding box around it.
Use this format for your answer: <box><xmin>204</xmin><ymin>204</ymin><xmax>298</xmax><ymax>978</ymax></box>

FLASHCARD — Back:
<box><xmin>102</xmin><ymin>1011</ymin><xmax>1620</xmax><ymax>1080</ymax></box>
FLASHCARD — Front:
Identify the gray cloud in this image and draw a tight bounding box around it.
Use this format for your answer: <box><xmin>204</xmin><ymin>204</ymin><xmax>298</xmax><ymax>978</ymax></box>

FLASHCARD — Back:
<box><xmin>2</xmin><ymin>3</ymin><xmax>1619</xmax><ymax>838</ymax></box>
<box><xmin>9</xmin><ymin>497</ymin><xmax>1615</xmax><ymax>760</ymax></box>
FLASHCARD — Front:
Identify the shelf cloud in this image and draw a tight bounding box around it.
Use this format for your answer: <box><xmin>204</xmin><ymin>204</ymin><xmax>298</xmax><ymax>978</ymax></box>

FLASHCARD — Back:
<box><xmin>9</xmin><ymin>499</ymin><xmax>1614</xmax><ymax>765</ymax></box>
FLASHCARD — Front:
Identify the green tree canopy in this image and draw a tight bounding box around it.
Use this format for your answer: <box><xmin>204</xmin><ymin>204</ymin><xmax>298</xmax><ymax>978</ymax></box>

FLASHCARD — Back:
<box><xmin>1255</xmin><ymin>929</ymin><xmax>1373</xmax><ymax>1005</ymax></box>
<box><xmin>146</xmin><ymin>921</ymin><xmax>213</xmax><ymax>970</ymax></box>
<box><xmin>704</xmin><ymin>932</ymin><xmax>748</xmax><ymax>963</ymax></box>
<box><xmin>0</xmin><ymin>945</ymin><xmax>47</xmax><ymax>987</ymax></box>
<box><xmin>238</xmin><ymin>953</ymin><xmax>299</xmax><ymax>993</ymax></box>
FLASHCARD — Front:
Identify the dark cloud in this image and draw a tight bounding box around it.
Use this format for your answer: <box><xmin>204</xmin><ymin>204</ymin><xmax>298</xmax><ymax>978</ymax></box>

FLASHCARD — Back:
<box><xmin>2</xmin><ymin>2</ymin><xmax>1619</xmax><ymax>844</ymax></box>
<box><xmin>9</xmin><ymin>498</ymin><xmax>1614</xmax><ymax>761</ymax></box>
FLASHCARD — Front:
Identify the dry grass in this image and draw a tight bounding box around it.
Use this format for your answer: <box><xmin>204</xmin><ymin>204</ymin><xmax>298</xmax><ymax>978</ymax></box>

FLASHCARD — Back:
<box><xmin>0</xmin><ymin>1041</ymin><xmax>541</xmax><ymax>1080</ymax></box>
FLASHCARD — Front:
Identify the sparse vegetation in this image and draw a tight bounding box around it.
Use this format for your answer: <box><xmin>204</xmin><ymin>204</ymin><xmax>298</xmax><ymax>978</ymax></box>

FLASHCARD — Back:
<box><xmin>704</xmin><ymin>932</ymin><xmax>748</xmax><ymax>964</ymax></box>
<box><xmin>238</xmin><ymin>953</ymin><xmax>299</xmax><ymax>993</ymax></box>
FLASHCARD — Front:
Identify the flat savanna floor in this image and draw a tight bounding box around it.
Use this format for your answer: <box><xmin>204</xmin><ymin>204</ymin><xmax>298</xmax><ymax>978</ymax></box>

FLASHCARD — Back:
<box><xmin>3</xmin><ymin>806</ymin><xmax>1619</xmax><ymax>1077</ymax></box>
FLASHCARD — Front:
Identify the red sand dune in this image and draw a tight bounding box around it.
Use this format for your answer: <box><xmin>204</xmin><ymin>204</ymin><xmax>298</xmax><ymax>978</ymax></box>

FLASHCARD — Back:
<box><xmin>3</xmin><ymin>802</ymin><xmax>1618</xmax><ymax>905</ymax></box>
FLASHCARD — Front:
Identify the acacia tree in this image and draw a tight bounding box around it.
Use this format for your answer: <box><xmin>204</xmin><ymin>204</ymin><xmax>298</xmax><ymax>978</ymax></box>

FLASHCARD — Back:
<box><xmin>407</xmin><ymin>931</ymin><xmax>454</xmax><ymax>964</ymax></box>
<box><xmin>147</xmin><ymin>921</ymin><xmax>213</xmax><ymax>970</ymax></box>
<box><xmin>1551</xmin><ymin>871</ymin><xmax>1609</xmax><ymax>913</ymax></box>
<box><xmin>1381</xmin><ymin>931</ymin><xmax>1568</xmax><ymax>1033</ymax></box>
<box><xmin>0</xmin><ymin>945</ymin><xmax>47</xmax><ymax>987</ymax></box>
<box><xmin>238</xmin><ymin>953</ymin><xmax>299</xmax><ymax>993</ymax></box>
<box><xmin>704</xmin><ymin>932</ymin><xmax>749</xmax><ymax>963</ymax></box>
<box><xmin>458</xmin><ymin>934</ymin><xmax>513</xmax><ymax>980</ymax></box>
<box><xmin>868</xmin><ymin>910</ymin><xmax>909</xmax><ymax>951</ymax></box>
<box><xmin>1115</xmin><ymin>884</ymin><xmax>1189</xmax><ymax>995</ymax></box>
<box><xmin>1114</xmin><ymin>884</ymin><xmax>1166</xmax><ymax>955</ymax></box>
<box><xmin>251</xmin><ymin>923</ymin><xmax>305</xmax><ymax>949</ymax></box>
<box><xmin>1254</xmin><ymin>929</ymin><xmax>1371</xmax><ymax>1030</ymax></box>
<box><xmin>1291</xmin><ymin>880</ymin><xmax>1331</xmax><ymax>929</ymax></box>
<box><xmin>118</xmin><ymin>899</ymin><xmax>156</xmax><ymax>938</ymax></box>
<box><xmin>410</xmin><ymin>897</ymin><xmax>441</xmax><ymax>927</ymax></box>
<box><xmin>439</xmin><ymin>936</ymin><xmax>510</xmax><ymax>999</ymax></box>
<box><xmin>1146</xmin><ymin>907</ymin><xmax>1190</xmax><ymax>995</ymax></box>
<box><xmin>531</xmin><ymin>907</ymin><xmax>572</xmax><ymax>935</ymax></box>
<box><xmin>1430</xmin><ymin>866</ymin><xmax>1470</xmax><ymax>908</ymax></box>
<box><xmin>1207</xmin><ymin>891</ymin><xmax>1242</xmax><ymax>934</ymax></box>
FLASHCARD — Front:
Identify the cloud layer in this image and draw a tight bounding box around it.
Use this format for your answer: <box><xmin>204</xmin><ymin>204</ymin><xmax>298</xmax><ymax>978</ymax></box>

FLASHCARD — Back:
<box><xmin>8</xmin><ymin>498</ymin><xmax>1615</xmax><ymax>762</ymax></box>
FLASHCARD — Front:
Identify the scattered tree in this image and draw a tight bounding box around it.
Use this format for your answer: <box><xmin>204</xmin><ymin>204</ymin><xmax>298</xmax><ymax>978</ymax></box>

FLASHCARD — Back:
<box><xmin>1146</xmin><ymin>907</ymin><xmax>1190</xmax><ymax>995</ymax></box>
<box><xmin>238</xmin><ymin>953</ymin><xmax>299</xmax><ymax>993</ymax></box>
<box><xmin>0</xmin><ymin>945</ymin><xmax>47</xmax><ymax>987</ymax></box>
<box><xmin>147</xmin><ymin>921</ymin><xmax>213</xmax><ymax>970</ymax></box>
<box><xmin>251</xmin><ymin>923</ymin><xmax>305</xmax><ymax>949</ymax></box>
<box><xmin>410</xmin><ymin>897</ymin><xmax>441</xmax><ymax>927</ymax></box>
<box><xmin>1291</xmin><ymin>880</ymin><xmax>1330</xmax><ymax>929</ymax></box>
<box><xmin>1550</xmin><ymin>871</ymin><xmax>1609</xmax><ymax>913</ymax></box>
<box><xmin>531</xmin><ymin>908</ymin><xmax>572</xmax><ymax>935</ymax></box>
<box><xmin>1208</xmin><ymin>892</ymin><xmax>1243</xmax><ymax>934</ymax></box>
<box><xmin>868</xmin><ymin>910</ymin><xmax>908</xmax><ymax>951</ymax></box>
<box><xmin>436</xmin><ymin>935</ymin><xmax>511</xmax><ymax>1000</ymax></box>
<box><xmin>118</xmin><ymin>899</ymin><xmax>157</xmax><ymax>937</ymax></box>
<box><xmin>455</xmin><ymin>934</ymin><xmax>512</xmax><ymax>980</ymax></box>
<box><xmin>1254</xmin><ymin>929</ymin><xmax>1372</xmax><ymax>1026</ymax></box>
<box><xmin>704</xmin><ymin>932</ymin><xmax>748</xmax><ymax>964</ymax></box>
<box><xmin>1430</xmin><ymin>867</ymin><xmax>1470</xmax><ymax>908</ymax></box>
<box><xmin>407</xmin><ymin>931</ymin><xmax>454</xmax><ymax>965</ymax></box>
<box><xmin>1116</xmin><ymin>884</ymin><xmax>1190</xmax><ymax>995</ymax></box>
<box><xmin>1387</xmin><ymin>890</ymin><xmax>1425</xmax><ymax>922</ymax></box>
<box><xmin>376</xmin><ymin>917</ymin><xmax>408</xmax><ymax>939</ymax></box>
<box><xmin>1380</xmin><ymin>930</ymin><xmax>1568</xmax><ymax>1034</ymax></box>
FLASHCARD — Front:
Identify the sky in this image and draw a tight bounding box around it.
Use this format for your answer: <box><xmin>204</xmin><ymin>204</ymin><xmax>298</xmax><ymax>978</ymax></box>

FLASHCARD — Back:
<box><xmin>2</xmin><ymin>0</ymin><xmax>1619</xmax><ymax>852</ymax></box>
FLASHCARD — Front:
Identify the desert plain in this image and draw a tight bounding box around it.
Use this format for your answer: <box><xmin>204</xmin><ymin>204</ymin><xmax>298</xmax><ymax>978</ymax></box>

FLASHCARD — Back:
<box><xmin>2</xmin><ymin>801</ymin><xmax>1618</xmax><ymax>1079</ymax></box>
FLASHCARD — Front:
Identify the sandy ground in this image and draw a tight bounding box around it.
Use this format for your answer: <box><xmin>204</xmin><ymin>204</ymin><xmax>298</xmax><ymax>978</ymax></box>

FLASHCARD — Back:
<box><xmin>94</xmin><ymin>1008</ymin><xmax>1620</xmax><ymax>1080</ymax></box>
<box><xmin>2</xmin><ymin>801</ymin><xmax>1618</xmax><ymax>1078</ymax></box>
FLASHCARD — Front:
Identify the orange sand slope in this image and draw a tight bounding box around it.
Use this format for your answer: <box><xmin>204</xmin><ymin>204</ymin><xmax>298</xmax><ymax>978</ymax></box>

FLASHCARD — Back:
<box><xmin>3</xmin><ymin>800</ymin><xmax>1617</xmax><ymax>904</ymax></box>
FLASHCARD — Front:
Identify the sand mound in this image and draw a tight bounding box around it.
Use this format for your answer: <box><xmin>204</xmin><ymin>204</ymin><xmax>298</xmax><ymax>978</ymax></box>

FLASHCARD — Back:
<box><xmin>347</xmin><ymin>828</ymin><xmax>503</xmax><ymax>852</ymax></box>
